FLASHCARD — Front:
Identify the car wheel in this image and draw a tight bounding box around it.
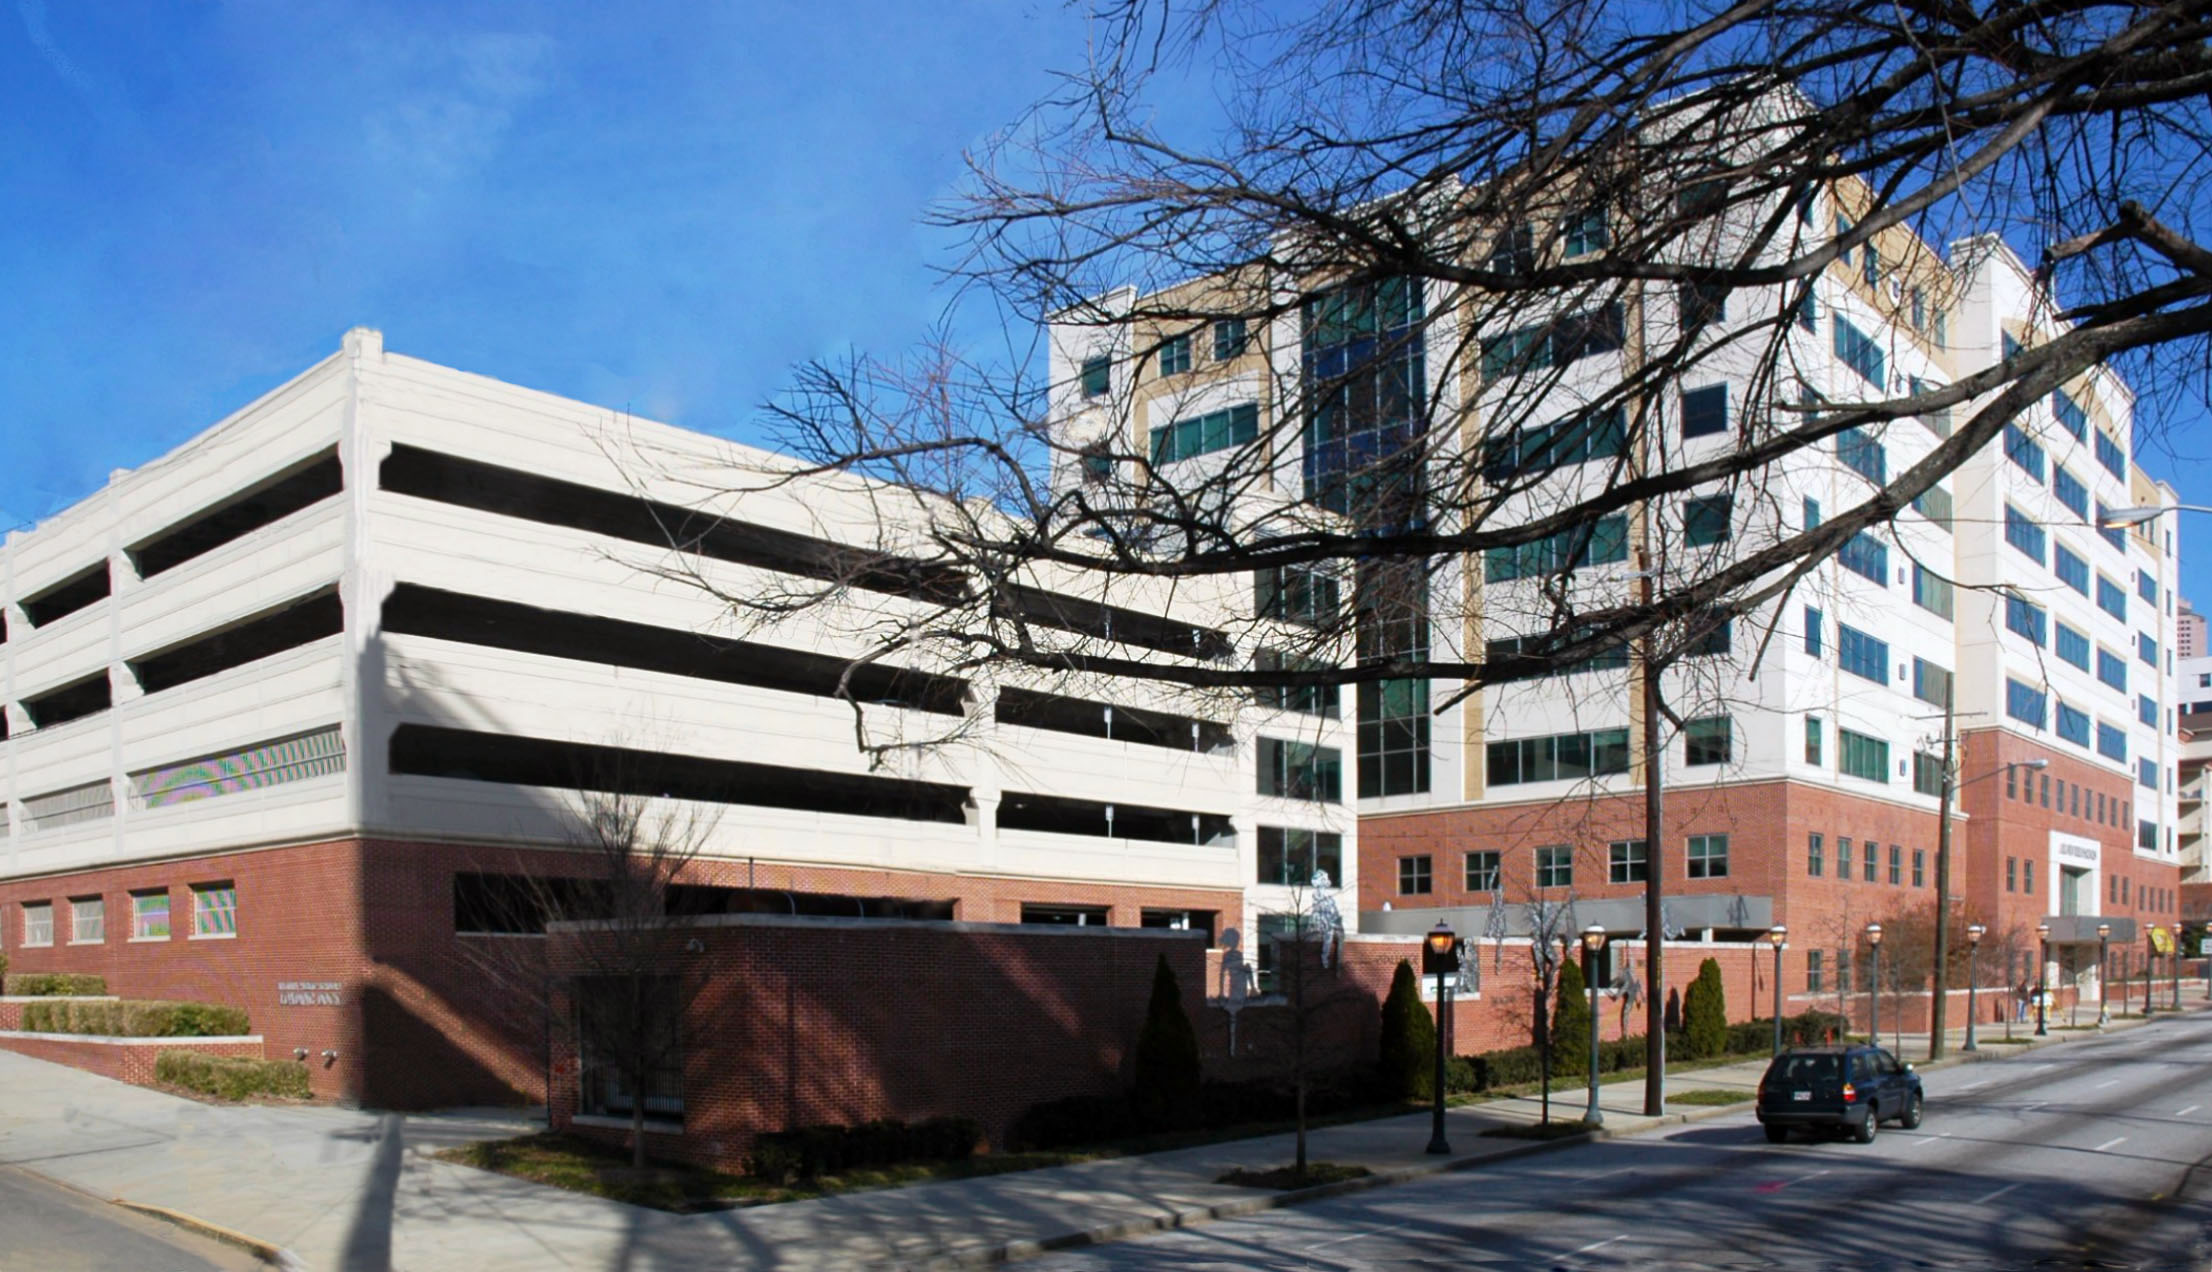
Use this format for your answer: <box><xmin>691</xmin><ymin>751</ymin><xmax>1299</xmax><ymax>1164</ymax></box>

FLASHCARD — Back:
<box><xmin>1763</xmin><ymin>1123</ymin><xmax>1789</xmax><ymax>1144</ymax></box>
<box><xmin>1901</xmin><ymin>1092</ymin><xmax>1923</xmax><ymax>1130</ymax></box>
<box><xmin>1853</xmin><ymin>1109</ymin><xmax>1878</xmax><ymax>1144</ymax></box>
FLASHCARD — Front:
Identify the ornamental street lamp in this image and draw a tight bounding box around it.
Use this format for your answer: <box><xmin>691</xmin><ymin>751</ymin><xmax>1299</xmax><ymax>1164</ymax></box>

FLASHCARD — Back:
<box><xmin>1422</xmin><ymin>922</ymin><xmax>1457</xmax><ymax>1155</ymax></box>
<box><xmin>1767</xmin><ymin>926</ymin><xmax>1788</xmax><ymax>1056</ymax></box>
<box><xmin>1930</xmin><ymin>757</ymin><xmax>2045</xmax><ymax>1062</ymax></box>
<box><xmin>1866</xmin><ymin>923</ymin><xmax>1883</xmax><ymax>1044</ymax></box>
<box><xmin>1581</xmin><ymin>926</ymin><xmax>1607</xmax><ymax>1126</ymax></box>
<box><xmin>2097</xmin><ymin>923</ymin><xmax>2112</xmax><ymax>1026</ymax></box>
<box><xmin>2144</xmin><ymin>935</ymin><xmax>2155</xmax><ymax>1016</ymax></box>
<box><xmin>2099</xmin><ymin>504</ymin><xmax>2212</xmax><ymax>528</ymax></box>
<box><xmin>2036</xmin><ymin>922</ymin><xmax>2051</xmax><ymax>1037</ymax></box>
<box><xmin>1964</xmin><ymin>924</ymin><xmax>1986</xmax><ymax>1052</ymax></box>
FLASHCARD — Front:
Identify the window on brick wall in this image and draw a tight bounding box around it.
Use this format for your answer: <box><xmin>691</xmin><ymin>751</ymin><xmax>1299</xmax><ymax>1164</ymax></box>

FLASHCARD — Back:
<box><xmin>1537</xmin><ymin>845</ymin><xmax>1574</xmax><ymax>888</ymax></box>
<box><xmin>191</xmin><ymin>882</ymin><xmax>238</xmax><ymax>938</ymax></box>
<box><xmin>21</xmin><ymin>902</ymin><xmax>52</xmax><ymax>948</ymax></box>
<box><xmin>1838</xmin><ymin>836</ymin><xmax>1854</xmax><ymax>879</ymax></box>
<box><xmin>1913</xmin><ymin>849</ymin><xmax>1926</xmax><ymax>888</ymax></box>
<box><xmin>1609</xmin><ymin>839</ymin><xmax>1648</xmax><ymax>884</ymax></box>
<box><xmin>1807</xmin><ymin>949</ymin><xmax>1826</xmax><ymax>992</ymax></box>
<box><xmin>1464</xmin><ymin>850</ymin><xmax>1501</xmax><ymax>892</ymax></box>
<box><xmin>1399</xmin><ymin>855</ymin><xmax>1432</xmax><ymax>895</ymax></box>
<box><xmin>1808</xmin><ymin>832</ymin><xmax>1824</xmax><ymax>877</ymax></box>
<box><xmin>1687</xmin><ymin>834</ymin><xmax>1729</xmax><ymax>879</ymax></box>
<box><xmin>130</xmin><ymin>890</ymin><xmax>170</xmax><ymax>941</ymax></box>
<box><xmin>69</xmin><ymin>897</ymin><xmax>102</xmax><ymax>944</ymax></box>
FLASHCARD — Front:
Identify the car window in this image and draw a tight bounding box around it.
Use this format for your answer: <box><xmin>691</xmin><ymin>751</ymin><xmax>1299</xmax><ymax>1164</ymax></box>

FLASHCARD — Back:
<box><xmin>1878</xmin><ymin>1050</ymin><xmax>1902</xmax><ymax>1075</ymax></box>
<box><xmin>1772</xmin><ymin>1054</ymin><xmax>1838</xmax><ymax>1083</ymax></box>
<box><xmin>1851</xmin><ymin>1053</ymin><xmax>1874</xmax><ymax>1081</ymax></box>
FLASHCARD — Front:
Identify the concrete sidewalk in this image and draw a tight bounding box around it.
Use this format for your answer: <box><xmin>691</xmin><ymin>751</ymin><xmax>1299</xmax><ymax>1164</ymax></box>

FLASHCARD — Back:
<box><xmin>0</xmin><ymin>991</ymin><xmax>2201</xmax><ymax>1270</ymax></box>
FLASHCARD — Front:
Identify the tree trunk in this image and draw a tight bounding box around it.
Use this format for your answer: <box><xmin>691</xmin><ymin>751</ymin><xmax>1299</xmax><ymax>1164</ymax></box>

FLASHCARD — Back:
<box><xmin>632</xmin><ymin>1083</ymin><xmax>648</xmax><ymax>1171</ymax></box>
<box><xmin>1292</xmin><ymin>951</ymin><xmax>1308</xmax><ymax>1183</ymax></box>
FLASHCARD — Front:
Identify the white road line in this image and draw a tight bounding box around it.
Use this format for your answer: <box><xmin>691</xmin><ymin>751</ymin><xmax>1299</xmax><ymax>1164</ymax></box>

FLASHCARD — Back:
<box><xmin>2177</xmin><ymin>1105</ymin><xmax>2201</xmax><ymax>1117</ymax></box>
<box><xmin>2093</xmin><ymin>1137</ymin><xmax>2128</xmax><ymax>1153</ymax></box>
<box><xmin>2096</xmin><ymin>1079</ymin><xmax>2121</xmax><ymax>1089</ymax></box>
<box><xmin>1958</xmin><ymin>1081</ymin><xmax>1989</xmax><ymax>1091</ymax></box>
<box><xmin>1975</xmin><ymin>1182</ymin><xmax>2021</xmax><ymax>1205</ymax></box>
<box><xmin>1907</xmin><ymin>1132</ymin><xmax>1950</xmax><ymax>1149</ymax></box>
<box><xmin>1310</xmin><ymin>1224</ymin><xmax>1402</xmax><ymax>1251</ymax></box>
<box><xmin>1584</xmin><ymin>1166</ymin><xmax>1635</xmax><ymax>1180</ymax></box>
<box><xmin>1571</xmin><ymin>1236</ymin><xmax>1628</xmax><ymax>1255</ymax></box>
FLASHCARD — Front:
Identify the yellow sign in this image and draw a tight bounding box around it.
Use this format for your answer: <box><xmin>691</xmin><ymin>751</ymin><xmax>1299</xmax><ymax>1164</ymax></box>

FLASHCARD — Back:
<box><xmin>2148</xmin><ymin>926</ymin><xmax>2175</xmax><ymax>955</ymax></box>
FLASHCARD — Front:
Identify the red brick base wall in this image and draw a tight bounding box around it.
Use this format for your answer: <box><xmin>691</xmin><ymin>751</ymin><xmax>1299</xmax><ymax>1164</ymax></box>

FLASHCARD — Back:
<box><xmin>0</xmin><ymin>1034</ymin><xmax>265</xmax><ymax>1086</ymax></box>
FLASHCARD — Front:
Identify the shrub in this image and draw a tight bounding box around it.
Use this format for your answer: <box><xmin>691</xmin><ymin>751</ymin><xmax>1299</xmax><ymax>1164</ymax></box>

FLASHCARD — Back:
<box><xmin>746</xmin><ymin>1116</ymin><xmax>983</xmax><ymax>1180</ymax></box>
<box><xmin>1129</xmin><ymin>955</ymin><xmax>1202</xmax><ymax>1130</ymax></box>
<box><xmin>3</xmin><ymin>973</ymin><xmax>108</xmax><ymax>997</ymax></box>
<box><xmin>1552</xmin><ymin>958</ymin><xmax>1590</xmax><ymax>1077</ymax></box>
<box><xmin>19</xmin><ymin>999</ymin><xmax>248</xmax><ymax>1037</ymax></box>
<box><xmin>1008</xmin><ymin>1092</ymin><xmax>1136</xmax><ymax>1150</ymax></box>
<box><xmin>153</xmin><ymin>1050</ymin><xmax>310</xmax><ymax>1101</ymax></box>
<box><xmin>1682</xmin><ymin>958</ymin><xmax>1728</xmax><ymax>1058</ymax></box>
<box><xmin>1376</xmin><ymin>960</ymin><xmax>1436</xmax><ymax>1101</ymax></box>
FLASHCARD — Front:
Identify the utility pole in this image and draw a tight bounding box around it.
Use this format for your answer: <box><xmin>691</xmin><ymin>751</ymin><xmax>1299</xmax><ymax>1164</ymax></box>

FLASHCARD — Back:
<box><xmin>1929</xmin><ymin>680</ymin><xmax>1957</xmax><ymax>1061</ymax></box>
<box><xmin>1638</xmin><ymin>554</ymin><xmax>1666</xmax><ymax>1117</ymax></box>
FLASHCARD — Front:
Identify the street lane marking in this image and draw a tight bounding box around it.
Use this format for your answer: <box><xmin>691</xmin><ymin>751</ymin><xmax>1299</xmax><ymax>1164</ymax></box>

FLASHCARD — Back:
<box><xmin>2093</xmin><ymin>1137</ymin><xmax>2128</xmax><ymax>1152</ymax></box>
<box><xmin>1908</xmin><ymin>1133</ymin><xmax>1950</xmax><ymax>1149</ymax></box>
<box><xmin>2096</xmin><ymin>1079</ymin><xmax>2120</xmax><ymax>1089</ymax></box>
<box><xmin>1958</xmin><ymin>1081</ymin><xmax>1989</xmax><ymax>1091</ymax></box>
<box><xmin>1975</xmin><ymin>1183</ymin><xmax>2020</xmax><ymax>1204</ymax></box>
<box><xmin>2177</xmin><ymin>1105</ymin><xmax>2201</xmax><ymax>1117</ymax></box>
<box><xmin>1754</xmin><ymin>1168</ymin><xmax>1830</xmax><ymax>1194</ymax></box>
<box><xmin>1311</xmin><ymin>1224</ymin><xmax>1402</xmax><ymax>1251</ymax></box>
<box><xmin>1571</xmin><ymin>1236</ymin><xmax>1627</xmax><ymax>1255</ymax></box>
<box><xmin>1584</xmin><ymin>1167</ymin><xmax>1634</xmax><ymax>1180</ymax></box>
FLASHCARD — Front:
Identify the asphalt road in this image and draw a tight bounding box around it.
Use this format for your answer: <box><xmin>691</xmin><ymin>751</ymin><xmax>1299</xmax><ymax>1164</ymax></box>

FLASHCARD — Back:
<box><xmin>0</xmin><ymin>1164</ymin><xmax>262</xmax><ymax>1272</ymax></box>
<box><xmin>1032</xmin><ymin>1013</ymin><xmax>2212</xmax><ymax>1270</ymax></box>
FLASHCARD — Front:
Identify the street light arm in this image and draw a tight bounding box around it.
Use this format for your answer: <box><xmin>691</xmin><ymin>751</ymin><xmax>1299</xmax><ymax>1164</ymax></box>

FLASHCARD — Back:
<box><xmin>2100</xmin><ymin>503</ymin><xmax>2212</xmax><ymax>527</ymax></box>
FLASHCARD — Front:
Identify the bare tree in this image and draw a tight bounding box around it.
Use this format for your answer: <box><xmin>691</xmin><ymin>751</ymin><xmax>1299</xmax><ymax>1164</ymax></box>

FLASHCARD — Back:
<box><xmin>1253</xmin><ymin>883</ymin><xmax>1368</xmax><ymax>1183</ymax></box>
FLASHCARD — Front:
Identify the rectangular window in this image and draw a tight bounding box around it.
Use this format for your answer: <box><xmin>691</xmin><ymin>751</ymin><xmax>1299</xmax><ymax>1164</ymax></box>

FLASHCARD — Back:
<box><xmin>1833</xmin><ymin>317</ymin><xmax>1886</xmax><ymax>387</ymax></box>
<box><xmin>1079</xmin><ymin>355</ymin><xmax>1111</xmax><ymax>398</ymax></box>
<box><xmin>1680</xmin><ymin>384</ymin><xmax>1729</xmax><ymax>438</ymax></box>
<box><xmin>21</xmin><ymin>902</ymin><xmax>53</xmax><ymax>948</ymax></box>
<box><xmin>1864</xmin><ymin>840</ymin><xmax>1878</xmax><ymax>883</ymax></box>
<box><xmin>1835</xmin><ymin>426</ymin><xmax>1887</xmax><ymax>483</ymax></box>
<box><xmin>2096</xmin><ymin>429</ymin><xmax>2128</xmax><ymax>480</ymax></box>
<box><xmin>1683</xmin><ymin>496</ymin><xmax>1732</xmax><ymax>547</ymax></box>
<box><xmin>2097</xmin><ymin>576</ymin><xmax>2127</xmax><ymax>621</ymax></box>
<box><xmin>1482</xmin><ymin>406</ymin><xmax>1629</xmax><ymax>481</ymax></box>
<box><xmin>1913</xmin><ymin>751</ymin><xmax>1945</xmax><ymax>796</ymax></box>
<box><xmin>2052</xmin><ymin>389</ymin><xmax>2089</xmax><ymax>441</ymax></box>
<box><xmin>1156</xmin><ymin>333</ymin><xmax>1191</xmax><ymax>376</ymax></box>
<box><xmin>2005</xmin><ymin>677</ymin><xmax>2048</xmax><ymax>729</ymax></box>
<box><xmin>2139</xmin><ymin>633</ymin><xmax>2159</xmax><ymax>667</ymax></box>
<box><xmin>1912</xmin><ymin>483</ymin><xmax>1953</xmax><ymax>531</ymax></box>
<box><xmin>2003</xmin><ymin>423</ymin><xmax>2046</xmax><ymax>484</ymax></box>
<box><xmin>1253</xmin><ymin>649</ymin><xmax>1339</xmax><ymax>718</ymax></box>
<box><xmin>1464</xmin><ymin>850</ymin><xmax>1501</xmax><ymax>892</ymax></box>
<box><xmin>2096</xmin><ymin>502</ymin><xmax>2127</xmax><ymax>552</ymax></box>
<box><xmin>1678</xmin><ymin>279</ymin><xmax>1728</xmax><ymax>333</ymax></box>
<box><xmin>2137</xmin><ymin>569</ymin><xmax>2158</xmax><ymax>604</ymax></box>
<box><xmin>1358</xmin><ymin>677</ymin><xmax>1431</xmax><ymax>798</ymax></box>
<box><xmin>1808</xmin><ymin>833</ymin><xmax>1824</xmax><ymax>877</ymax></box>
<box><xmin>1838</xmin><ymin>624</ymin><xmax>1888</xmax><ymax>683</ymax></box>
<box><xmin>2005</xmin><ymin>594</ymin><xmax>2047</xmax><ymax>646</ymax></box>
<box><xmin>1889</xmin><ymin>843</ymin><xmax>1902</xmax><ymax>885</ymax></box>
<box><xmin>1912</xmin><ymin>658</ymin><xmax>1953</xmax><ymax>707</ymax></box>
<box><xmin>131</xmin><ymin>890</ymin><xmax>171</xmax><ymax>941</ymax></box>
<box><xmin>1398</xmin><ymin>855</ymin><xmax>1433</xmax><ymax>895</ymax></box>
<box><xmin>1478</xmin><ymin>304</ymin><xmax>1624</xmax><ymax>378</ymax></box>
<box><xmin>1804</xmin><ymin>606</ymin><xmax>1823</xmax><ymax>656</ymax></box>
<box><xmin>1807</xmin><ymin>950</ymin><xmax>1825</xmax><ymax>993</ymax></box>
<box><xmin>1684</xmin><ymin>716</ymin><xmax>1732</xmax><ymax>766</ymax></box>
<box><xmin>1687</xmin><ymin>834</ymin><xmax>1730</xmax><ymax>879</ymax></box>
<box><xmin>1257</xmin><ymin>737</ymin><xmax>1343</xmax><ymax>802</ymax></box>
<box><xmin>1536</xmin><ymin>845</ymin><xmax>1573</xmax><ymax>889</ymax></box>
<box><xmin>2054</xmin><ymin>466</ymin><xmax>2089</xmax><ymax>519</ymax></box>
<box><xmin>2057</xmin><ymin>703</ymin><xmax>2091</xmax><ymax>747</ymax></box>
<box><xmin>191</xmin><ymin>883</ymin><xmax>238</xmax><ymax>938</ymax></box>
<box><xmin>1838</xmin><ymin>837</ymin><xmax>1854</xmax><ymax>879</ymax></box>
<box><xmin>1564</xmin><ymin>206</ymin><xmax>1608</xmax><ymax>256</ymax></box>
<box><xmin>1911</xmin><ymin>566</ymin><xmax>1954</xmax><ymax>619</ymax></box>
<box><xmin>1257</xmin><ymin>828</ymin><xmax>1344</xmax><ymax>887</ymax></box>
<box><xmin>1256</xmin><ymin>564</ymin><xmax>1340</xmax><ymax>628</ymax></box>
<box><xmin>2056</xmin><ymin>623</ymin><xmax>2091</xmax><ymax>670</ymax></box>
<box><xmin>2023</xmin><ymin>859</ymin><xmax>2037</xmax><ymax>894</ymax></box>
<box><xmin>69</xmin><ymin>897</ymin><xmax>103</xmax><ymax>944</ymax></box>
<box><xmin>1212</xmin><ymin>317</ymin><xmax>1248</xmax><ymax>361</ymax></box>
<box><xmin>2004</xmin><ymin>505</ymin><xmax>2046</xmax><ymax>563</ymax></box>
<box><xmin>1839</xmin><ymin>729</ymin><xmax>1890</xmax><ymax>782</ymax></box>
<box><xmin>1805</xmin><ymin>715</ymin><xmax>1823</xmax><ymax>765</ymax></box>
<box><xmin>1804</xmin><ymin>496</ymin><xmax>1821</xmax><ymax>529</ymax></box>
<box><xmin>1484</xmin><ymin>516</ymin><xmax>1629</xmax><ymax>582</ymax></box>
<box><xmin>2097</xmin><ymin>649</ymin><xmax>2128</xmax><ymax>693</ymax></box>
<box><xmin>1486</xmin><ymin>728</ymin><xmax>1633</xmax><ymax>786</ymax></box>
<box><xmin>2139</xmin><ymin>694</ymin><xmax>2158</xmax><ymax>726</ymax></box>
<box><xmin>1609</xmin><ymin>839</ymin><xmax>1648</xmax><ymax>884</ymax></box>
<box><xmin>1913</xmin><ymin>848</ymin><xmax>1926</xmax><ymax>888</ymax></box>
<box><xmin>1151</xmin><ymin>403</ymin><xmax>1258</xmax><ymax>464</ymax></box>
<box><xmin>1861</xmin><ymin>243</ymin><xmax>1881</xmax><ymax>287</ymax></box>
<box><xmin>2139</xmin><ymin>758</ymin><xmax>2158</xmax><ymax>789</ymax></box>
<box><xmin>2055</xmin><ymin>545</ymin><xmax>2090</xmax><ymax>595</ymax></box>
<box><xmin>2007</xmin><ymin>857</ymin><xmax>2017</xmax><ymax>892</ymax></box>
<box><xmin>1837</xmin><ymin>531</ymin><xmax>1887</xmax><ymax>584</ymax></box>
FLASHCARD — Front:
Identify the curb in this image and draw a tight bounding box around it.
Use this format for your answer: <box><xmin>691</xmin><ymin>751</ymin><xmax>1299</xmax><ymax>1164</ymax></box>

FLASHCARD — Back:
<box><xmin>110</xmin><ymin>1198</ymin><xmax>304</xmax><ymax>1270</ymax></box>
<box><xmin>924</xmin><ymin>1009</ymin><xmax>2211</xmax><ymax>1269</ymax></box>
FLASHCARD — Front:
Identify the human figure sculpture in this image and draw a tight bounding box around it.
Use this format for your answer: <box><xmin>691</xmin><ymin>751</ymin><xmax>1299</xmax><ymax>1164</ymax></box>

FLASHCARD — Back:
<box><xmin>1309</xmin><ymin>871</ymin><xmax>1346</xmax><ymax>968</ymax></box>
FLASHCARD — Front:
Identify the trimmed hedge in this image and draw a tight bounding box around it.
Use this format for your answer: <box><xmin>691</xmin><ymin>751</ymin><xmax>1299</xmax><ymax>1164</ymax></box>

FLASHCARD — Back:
<box><xmin>1451</xmin><ymin>1010</ymin><xmax>1850</xmax><ymax>1093</ymax></box>
<box><xmin>1682</xmin><ymin>958</ymin><xmax>1729</xmax><ymax>1058</ymax></box>
<box><xmin>19</xmin><ymin>999</ymin><xmax>249</xmax><ymax>1038</ymax></box>
<box><xmin>3</xmin><ymin>973</ymin><xmax>108</xmax><ymax>997</ymax></box>
<box><xmin>1377</xmin><ymin>960</ymin><xmax>1435</xmax><ymax>1100</ymax></box>
<box><xmin>1009</xmin><ymin>1069</ymin><xmax>1394</xmax><ymax>1151</ymax></box>
<box><xmin>1130</xmin><ymin>956</ymin><xmax>1202</xmax><ymax>1130</ymax></box>
<box><xmin>154</xmin><ymin>1050</ymin><xmax>310</xmax><ymax>1101</ymax></box>
<box><xmin>745</xmin><ymin>1116</ymin><xmax>981</xmax><ymax>1184</ymax></box>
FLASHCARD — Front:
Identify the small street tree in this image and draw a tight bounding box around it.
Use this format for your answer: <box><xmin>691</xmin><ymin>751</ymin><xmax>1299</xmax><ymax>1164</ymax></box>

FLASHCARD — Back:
<box><xmin>1553</xmin><ymin>956</ymin><xmax>1591</xmax><ymax>1080</ymax></box>
<box><xmin>1378</xmin><ymin>959</ymin><xmax>1436</xmax><ymax>1102</ymax></box>
<box><xmin>1683</xmin><ymin>958</ymin><xmax>1729</xmax><ymax>1059</ymax></box>
<box><xmin>1130</xmin><ymin>955</ymin><xmax>1203</xmax><ymax>1130</ymax></box>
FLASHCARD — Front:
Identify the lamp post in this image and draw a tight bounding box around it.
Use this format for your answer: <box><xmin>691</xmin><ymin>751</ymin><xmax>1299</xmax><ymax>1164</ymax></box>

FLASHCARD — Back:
<box><xmin>2036</xmin><ymin>922</ymin><xmax>2050</xmax><ymax>1036</ymax></box>
<box><xmin>1866</xmin><ymin>923</ymin><xmax>1883</xmax><ymax>1044</ymax></box>
<box><xmin>1964</xmin><ymin>924</ymin><xmax>1985</xmax><ymax>1051</ymax></box>
<box><xmin>2144</xmin><ymin>935</ymin><xmax>2154</xmax><ymax>1016</ymax></box>
<box><xmin>1581</xmin><ymin>926</ymin><xmax>1606</xmax><ymax>1126</ymax></box>
<box><xmin>2100</xmin><ymin>503</ymin><xmax>2212</xmax><ymax>528</ymax></box>
<box><xmin>1930</xmin><ymin>756</ymin><xmax>2046</xmax><ymax>1061</ymax></box>
<box><xmin>1767</xmin><ymin>925</ymin><xmax>1788</xmax><ymax>1056</ymax></box>
<box><xmin>2097</xmin><ymin>922</ymin><xmax>2112</xmax><ymax>1026</ymax></box>
<box><xmin>1422</xmin><ymin>922</ymin><xmax>1456</xmax><ymax>1155</ymax></box>
<box><xmin>2173</xmin><ymin>936</ymin><xmax>2184</xmax><ymax>1010</ymax></box>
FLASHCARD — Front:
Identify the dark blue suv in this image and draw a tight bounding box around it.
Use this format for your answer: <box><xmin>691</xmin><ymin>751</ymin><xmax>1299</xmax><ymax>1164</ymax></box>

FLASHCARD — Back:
<box><xmin>1756</xmin><ymin>1045</ymin><xmax>1923</xmax><ymax>1144</ymax></box>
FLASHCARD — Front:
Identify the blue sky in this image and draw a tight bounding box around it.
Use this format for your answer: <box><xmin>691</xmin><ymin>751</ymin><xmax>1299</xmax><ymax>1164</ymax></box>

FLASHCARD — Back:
<box><xmin>2</xmin><ymin>1</ymin><xmax>2205</xmax><ymax>609</ymax></box>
